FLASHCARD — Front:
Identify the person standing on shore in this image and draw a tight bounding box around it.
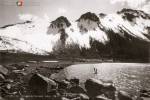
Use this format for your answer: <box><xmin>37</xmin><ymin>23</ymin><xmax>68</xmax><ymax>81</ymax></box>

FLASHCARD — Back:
<box><xmin>94</xmin><ymin>67</ymin><xmax>98</xmax><ymax>74</ymax></box>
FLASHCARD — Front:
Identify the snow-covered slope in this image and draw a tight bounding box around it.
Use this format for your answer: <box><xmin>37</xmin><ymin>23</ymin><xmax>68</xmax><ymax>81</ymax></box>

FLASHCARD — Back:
<box><xmin>99</xmin><ymin>8</ymin><xmax>150</xmax><ymax>41</ymax></box>
<box><xmin>0</xmin><ymin>36</ymin><xmax>49</xmax><ymax>55</ymax></box>
<box><xmin>0</xmin><ymin>15</ymin><xmax>60</xmax><ymax>52</ymax></box>
<box><xmin>0</xmin><ymin>9</ymin><xmax>150</xmax><ymax>57</ymax></box>
<box><xmin>52</xmin><ymin>10</ymin><xmax>150</xmax><ymax>50</ymax></box>
<box><xmin>65</xmin><ymin>22</ymin><xmax>108</xmax><ymax>48</ymax></box>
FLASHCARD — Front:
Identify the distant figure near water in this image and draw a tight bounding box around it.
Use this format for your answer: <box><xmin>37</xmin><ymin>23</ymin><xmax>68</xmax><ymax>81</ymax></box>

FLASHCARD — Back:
<box><xmin>94</xmin><ymin>67</ymin><xmax>98</xmax><ymax>74</ymax></box>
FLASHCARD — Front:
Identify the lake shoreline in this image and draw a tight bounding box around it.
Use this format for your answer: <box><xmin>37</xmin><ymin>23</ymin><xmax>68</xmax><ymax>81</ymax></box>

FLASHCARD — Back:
<box><xmin>0</xmin><ymin>61</ymin><xmax>150</xmax><ymax>100</ymax></box>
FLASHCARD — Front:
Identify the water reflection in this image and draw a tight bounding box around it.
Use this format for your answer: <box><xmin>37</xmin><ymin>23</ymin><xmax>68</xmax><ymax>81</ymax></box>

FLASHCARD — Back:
<box><xmin>51</xmin><ymin>63</ymin><xmax>150</xmax><ymax>95</ymax></box>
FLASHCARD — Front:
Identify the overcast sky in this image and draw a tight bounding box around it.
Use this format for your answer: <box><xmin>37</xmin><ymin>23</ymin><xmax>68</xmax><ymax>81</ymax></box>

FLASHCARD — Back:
<box><xmin>0</xmin><ymin>0</ymin><xmax>149</xmax><ymax>26</ymax></box>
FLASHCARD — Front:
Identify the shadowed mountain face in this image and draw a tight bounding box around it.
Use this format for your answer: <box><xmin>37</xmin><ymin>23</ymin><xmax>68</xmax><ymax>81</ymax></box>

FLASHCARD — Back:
<box><xmin>51</xmin><ymin>9</ymin><xmax>150</xmax><ymax>62</ymax></box>
<box><xmin>77</xmin><ymin>12</ymin><xmax>100</xmax><ymax>33</ymax></box>
<box><xmin>47</xmin><ymin>16</ymin><xmax>71</xmax><ymax>35</ymax></box>
<box><xmin>51</xmin><ymin>16</ymin><xmax>71</xmax><ymax>27</ymax></box>
<box><xmin>0</xmin><ymin>8</ymin><xmax>150</xmax><ymax>62</ymax></box>
<box><xmin>77</xmin><ymin>12</ymin><xmax>100</xmax><ymax>22</ymax></box>
<box><xmin>117</xmin><ymin>8</ymin><xmax>150</xmax><ymax>21</ymax></box>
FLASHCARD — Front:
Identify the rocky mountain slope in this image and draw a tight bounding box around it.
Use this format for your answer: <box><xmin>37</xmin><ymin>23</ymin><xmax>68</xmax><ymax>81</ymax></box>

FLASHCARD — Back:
<box><xmin>0</xmin><ymin>8</ymin><xmax>150</xmax><ymax>61</ymax></box>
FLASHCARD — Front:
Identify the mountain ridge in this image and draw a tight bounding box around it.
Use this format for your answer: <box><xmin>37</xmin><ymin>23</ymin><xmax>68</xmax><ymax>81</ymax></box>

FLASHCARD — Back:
<box><xmin>0</xmin><ymin>8</ymin><xmax>150</xmax><ymax>61</ymax></box>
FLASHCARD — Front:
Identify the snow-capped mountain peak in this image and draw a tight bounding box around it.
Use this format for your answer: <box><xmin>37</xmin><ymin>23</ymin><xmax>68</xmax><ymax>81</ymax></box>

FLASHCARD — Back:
<box><xmin>99</xmin><ymin>9</ymin><xmax>150</xmax><ymax>42</ymax></box>
<box><xmin>0</xmin><ymin>8</ymin><xmax>150</xmax><ymax>57</ymax></box>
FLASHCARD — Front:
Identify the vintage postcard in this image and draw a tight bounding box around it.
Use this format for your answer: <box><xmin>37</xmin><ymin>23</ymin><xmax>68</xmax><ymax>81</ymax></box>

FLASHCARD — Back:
<box><xmin>0</xmin><ymin>0</ymin><xmax>150</xmax><ymax>100</ymax></box>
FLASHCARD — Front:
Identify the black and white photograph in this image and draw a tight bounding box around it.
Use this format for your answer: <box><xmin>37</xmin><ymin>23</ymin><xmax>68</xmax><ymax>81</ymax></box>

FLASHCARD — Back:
<box><xmin>0</xmin><ymin>0</ymin><xmax>150</xmax><ymax>100</ymax></box>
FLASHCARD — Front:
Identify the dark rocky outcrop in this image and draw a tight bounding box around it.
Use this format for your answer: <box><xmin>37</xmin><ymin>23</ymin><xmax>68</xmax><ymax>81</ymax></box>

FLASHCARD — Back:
<box><xmin>117</xmin><ymin>8</ymin><xmax>150</xmax><ymax>20</ymax></box>
<box><xmin>85</xmin><ymin>78</ymin><xmax>104</xmax><ymax>97</ymax></box>
<box><xmin>102</xmin><ymin>83</ymin><xmax>116</xmax><ymax>100</ymax></box>
<box><xmin>118</xmin><ymin>91</ymin><xmax>133</xmax><ymax>100</ymax></box>
<box><xmin>85</xmin><ymin>78</ymin><xmax>116</xmax><ymax>99</ymax></box>
<box><xmin>51</xmin><ymin>16</ymin><xmax>71</xmax><ymax>28</ymax></box>
<box><xmin>68</xmin><ymin>78</ymin><xmax>86</xmax><ymax>94</ymax></box>
<box><xmin>28</xmin><ymin>73</ymin><xmax>57</xmax><ymax>95</ymax></box>
<box><xmin>0</xmin><ymin>74</ymin><xmax>5</xmax><ymax>81</ymax></box>
<box><xmin>0</xmin><ymin>65</ymin><xmax>9</xmax><ymax>76</ymax></box>
<box><xmin>139</xmin><ymin>89</ymin><xmax>150</xmax><ymax>99</ymax></box>
<box><xmin>76</xmin><ymin>12</ymin><xmax>100</xmax><ymax>33</ymax></box>
<box><xmin>68</xmin><ymin>85</ymin><xmax>86</xmax><ymax>94</ymax></box>
<box><xmin>77</xmin><ymin>12</ymin><xmax>99</xmax><ymax>22</ymax></box>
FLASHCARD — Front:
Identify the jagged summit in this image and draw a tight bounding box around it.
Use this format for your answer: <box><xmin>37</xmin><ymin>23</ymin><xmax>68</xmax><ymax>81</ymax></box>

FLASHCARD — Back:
<box><xmin>117</xmin><ymin>8</ymin><xmax>150</xmax><ymax>21</ymax></box>
<box><xmin>76</xmin><ymin>12</ymin><xmax>100</xmax><ymax>33</ymax></box>
<box><xmin>98</xmin><ymin>8</ymin><xmax>150</xmax><ymax>41</ymax></box>
<box><xmin>51</xmin><ymin>16</ymin><xmax>71</xmax><ymax>28</ymax></box>
<box><xmin>47</xmin><ymin>16</ymin><xmax>71</xmax><ymax>34</ymax></box>
<box><xmin>77</xmin><ymin>12</ymin><xmax>99</xmax><ymax>22</ymax></box>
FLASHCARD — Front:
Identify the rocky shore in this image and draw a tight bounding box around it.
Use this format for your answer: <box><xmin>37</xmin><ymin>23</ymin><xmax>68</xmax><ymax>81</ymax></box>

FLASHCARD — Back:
<box><xmin>0</xmin><ymin>64</ymin><xmax>149</xmax><ymax>100</ymax></box>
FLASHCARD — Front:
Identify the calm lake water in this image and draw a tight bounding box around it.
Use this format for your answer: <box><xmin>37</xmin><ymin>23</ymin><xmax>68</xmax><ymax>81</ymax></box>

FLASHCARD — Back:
<box><xmin>51</xmin><ymin>63</ymin><xmax>150</xmax><ymax>95</ymax></box>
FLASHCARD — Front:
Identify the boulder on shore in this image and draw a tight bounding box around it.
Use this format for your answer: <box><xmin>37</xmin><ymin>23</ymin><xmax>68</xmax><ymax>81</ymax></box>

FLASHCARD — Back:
<box><xmin>68</xmin><ymin>78</ymin><xmax>86</xmax><ymax>94</ymax></box>
<box><xmin>0</xmin><ymin>65</ymin><xmax>9</xmax><ymax>75</ymax></box>
<box><xmin>102</xmin><ymin>83</ymin><xmax>116</xmax><ymax>100</ymax></box>
<box><xmin>117</xmin><ymin>91</ymin><xmax>133</xmax><ymax>100</ymax></box>
<box><xmin>85</xmin><ymin>78</ymin><xmax>104</xmax><ymax>97</ymax></box>
<box><xmin>28</xmin><ymin>73</ymin><xmax>57</xmax><ymax>95</ymax></box>
<box><xmin>0</xmin><ymin>74</ymin><xmax>5</xmax><ymax>81</ymax></box>
<box><xmin>68</xmin><ymin>85</ymin><xmax>86</xmax><ymax>94</ymax></box>
<box><xmin>139</xmin><ymin>89</ymin><xmax>150</xmax><ymax>98</ymax></box>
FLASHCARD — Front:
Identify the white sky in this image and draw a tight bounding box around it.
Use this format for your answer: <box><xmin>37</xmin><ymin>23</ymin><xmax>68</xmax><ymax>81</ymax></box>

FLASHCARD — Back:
<box><xmin>0</xmin><ymin>0</ymin><xmax>149</xmax><ymax>26</ymax></box>
<box><xmin>0</xmin><ymin>0</ymin><xmax>125</xmax><ymax>26</ymax></box>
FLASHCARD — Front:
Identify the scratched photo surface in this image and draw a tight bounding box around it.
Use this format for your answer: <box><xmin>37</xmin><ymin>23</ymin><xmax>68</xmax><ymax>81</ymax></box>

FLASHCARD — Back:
<box><xmin>0</xmin><ymin>0</ymin><xmax>150</xmax><ymax>100</ymax></box>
